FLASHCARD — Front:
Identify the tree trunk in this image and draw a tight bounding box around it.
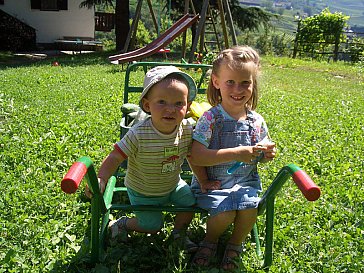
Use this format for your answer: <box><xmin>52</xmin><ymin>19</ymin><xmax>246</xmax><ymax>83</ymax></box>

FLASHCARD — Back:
<box><xmin>115</xmin><ymin>0</ymin><xmax>130</xmax><ymax>51</ymax></box>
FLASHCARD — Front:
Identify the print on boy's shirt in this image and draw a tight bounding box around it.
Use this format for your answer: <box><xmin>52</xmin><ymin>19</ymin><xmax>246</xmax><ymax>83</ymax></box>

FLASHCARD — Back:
<box><xmin>164</xmin><ymin>146</ymin><xmax>179</xmax><ymax>157</ymax></box>
<box><xmin>161</xmin><ymin>151</ymin><xmax>180</xmax><ymax>174</ymax></box>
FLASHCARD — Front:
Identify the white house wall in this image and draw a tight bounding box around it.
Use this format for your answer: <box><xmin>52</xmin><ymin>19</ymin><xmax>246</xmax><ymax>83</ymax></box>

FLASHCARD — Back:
<box><xmin>0</xmin><ymin>0</ymin><xmax>94</xmax><ymax>44</ymax></box>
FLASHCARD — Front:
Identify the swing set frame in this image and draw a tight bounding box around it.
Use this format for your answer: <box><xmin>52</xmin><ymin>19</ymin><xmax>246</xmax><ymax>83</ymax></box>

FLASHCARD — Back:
<box><xmin>115</xmin><ymin>0</ymin><xmax>238</xmax><ymax>63</ymax></box>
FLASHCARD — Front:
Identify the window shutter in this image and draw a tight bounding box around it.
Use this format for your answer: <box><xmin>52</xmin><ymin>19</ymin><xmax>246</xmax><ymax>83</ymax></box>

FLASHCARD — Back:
<box><xmin>30</xmin><ymin>0</ymin><xmax>67</xmax><ymax>10</ymax></box>
<box><xmin>58</xmin><ymin>0</ymin><xmax>67</xmax><ymax>10</ymax></box>
<box><xmin>31</xmin><ymin>0</ymin><xmax>41</xmax><ymax>9</ymax></box>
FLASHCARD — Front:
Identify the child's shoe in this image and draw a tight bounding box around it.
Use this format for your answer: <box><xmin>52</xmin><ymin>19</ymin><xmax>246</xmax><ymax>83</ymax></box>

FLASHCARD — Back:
<box><xmin>192</xmin><ymin>241</ymin><xmax>218</xmax><ymax>267</ymax></box>
<box><xmin>220</xmin><ymin>243</ymin><xmax>244</xmax><ymax>271</ymax></box>
<box><xmin>172</xmin><ymin>230</ymin><xmax>198</xmax><ymax>253</ymax></box>
<box><xmin>108</xmin><ymin>216</ymin><xmax>129</xmax><ymax>244</ymax></box>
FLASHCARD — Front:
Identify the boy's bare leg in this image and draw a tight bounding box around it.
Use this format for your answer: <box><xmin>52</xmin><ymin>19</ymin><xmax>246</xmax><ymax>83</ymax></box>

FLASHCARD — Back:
<box><xmin>173</xmin><ymin>212</ymin><xmax>198</xmax><ymax>252</ymax></box>
<box><xmin>122</xmin><ymin>217</ymin><xmax>159</xmax><ymax>234</ymax></box>
<box><xmin>174</xmin><ymin>212</ymin><xmax>194</xmax><ymax>230</ymax></box>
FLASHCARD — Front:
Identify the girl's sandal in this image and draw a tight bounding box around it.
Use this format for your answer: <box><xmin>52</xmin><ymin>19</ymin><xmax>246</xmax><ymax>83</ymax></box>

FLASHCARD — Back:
<box><xmin>192</xmin><ymin>241</ymin><xmax>218</xmax><ymax>267</ymax></box>
<box><xmin>221</xmin><ymin>243</ymin><xmax>244</xmax><ymax>271</ymax></box>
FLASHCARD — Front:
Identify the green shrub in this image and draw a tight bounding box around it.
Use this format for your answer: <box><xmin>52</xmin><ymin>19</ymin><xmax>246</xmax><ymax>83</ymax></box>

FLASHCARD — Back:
<box><xmin>294</xmin><ymin>8</ymin><xmax>350</xmax><ymax>60</ymax></box>
<box><xmin>132</xmin><ymin>19</ymin><xmax>154</xmax><ymax>49</ymax></box>
<box><xmin>238</xmin><ymin>29</ymin><xmax>295</xmax><ymax>56</ymax></box>
<box><xmin>345</xmin><ymin>37</ymin><xmax>364</xmax><ymax>63</ymax></box>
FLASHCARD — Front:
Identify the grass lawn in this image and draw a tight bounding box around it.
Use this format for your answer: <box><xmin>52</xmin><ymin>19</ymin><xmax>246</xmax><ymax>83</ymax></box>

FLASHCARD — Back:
<box><xmin>0</xmin><ymin>51</ymin><xmax>363</xmax><ymax>272</ymax></box>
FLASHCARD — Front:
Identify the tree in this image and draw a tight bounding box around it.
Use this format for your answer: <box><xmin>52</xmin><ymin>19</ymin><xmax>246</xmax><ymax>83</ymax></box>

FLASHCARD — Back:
<box><xmin>229</xmin><ymin>3</ymin><xmax>274</xmax><ymax>32</ymax></box>
<box><xmin>170</xmin><ymin>0</ymin><xmax>274</xmax><ymax>33</ymax></box>
<box><xmin>80</xmin><ymin>0</ymin><xmax>274</xmax><ymax>52</ymax></box>
<box><xmin>80</xmin><ymin>0</ymin><xmax>129</xmax><ymax>51</ymax></box>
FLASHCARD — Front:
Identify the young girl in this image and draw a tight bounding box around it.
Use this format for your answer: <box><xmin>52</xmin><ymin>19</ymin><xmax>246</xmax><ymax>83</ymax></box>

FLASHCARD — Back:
<box><xmin>189</xmin><ymin>46</ymin><xmax>276</xmax><ymax>270</ymax></box>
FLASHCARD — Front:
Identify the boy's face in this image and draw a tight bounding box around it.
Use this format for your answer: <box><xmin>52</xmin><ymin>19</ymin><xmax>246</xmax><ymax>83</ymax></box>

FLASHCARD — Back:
<box><xmin>142</xmin><ymin>79</ymin><xmax>190</xmax><ymax>134</ymax></box>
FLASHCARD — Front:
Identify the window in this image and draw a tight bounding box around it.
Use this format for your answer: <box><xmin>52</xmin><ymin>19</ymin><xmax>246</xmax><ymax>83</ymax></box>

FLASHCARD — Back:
<box><xmin>30</xmin><ymin>0</ymin><xmax>68</xmax><ymax>11</ymax></box>
<box><xmin>41</xmin><ymin>0</ymin><xmax>57</xmax><ymax>10</ymax></box>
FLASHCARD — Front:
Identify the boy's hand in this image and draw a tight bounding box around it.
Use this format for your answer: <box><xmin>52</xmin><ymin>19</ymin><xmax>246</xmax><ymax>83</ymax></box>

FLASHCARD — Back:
<box><xmin>199</xmin><ymin>179</ymin><xmax>221</xmax><ymax>194</ymax></box>
<box><xmin>84</xmin><ymin>178</ymin><xmax>107</xmax><ymax>199</ymax></box>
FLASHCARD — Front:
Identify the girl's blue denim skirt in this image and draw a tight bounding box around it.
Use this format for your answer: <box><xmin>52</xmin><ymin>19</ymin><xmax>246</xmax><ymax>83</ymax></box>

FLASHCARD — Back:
<box><xmin>193</xmin><ymin>184</ymin><xmax>260</xmax><ymax>216</ymax></box>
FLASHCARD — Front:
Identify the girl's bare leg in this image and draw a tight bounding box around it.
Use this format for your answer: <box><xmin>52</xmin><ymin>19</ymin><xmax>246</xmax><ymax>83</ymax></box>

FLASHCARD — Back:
<box><xmin>205</xmin><ymin>210</ymin><xmax>236</xmax><ymax>242</ymax></box>
<box><xmin>194</xmin><ymin>211</ymin><xmax>236</xmax><ymax>266</ymax></box>
<box><xmin>229</xmin><ymin>208</ymin><xmax>257</xmax><ymax>245</ymax></box>
<box><xmin>222</xmin><ymin>208</ymin><xmax>258</xmax><ymax>270</ymax></box>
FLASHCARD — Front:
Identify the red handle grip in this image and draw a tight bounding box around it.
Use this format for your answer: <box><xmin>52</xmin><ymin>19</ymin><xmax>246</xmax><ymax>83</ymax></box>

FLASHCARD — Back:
<box><xmin>61</xmin><ymin>162</ymin><xmax>88</xmax><ymax>194</ymax></box>
<box><xmin>292</xmin><ymin>170</ymin><xmax>320</xmax><ymax>201</ymax></box>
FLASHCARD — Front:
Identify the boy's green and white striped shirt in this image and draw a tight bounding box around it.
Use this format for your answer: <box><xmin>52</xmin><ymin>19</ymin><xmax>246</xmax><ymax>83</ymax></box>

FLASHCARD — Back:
<box><xmin>115</xmin><ymin>118</ymin><xmax>193</xmax><ymax>196</ymax></box>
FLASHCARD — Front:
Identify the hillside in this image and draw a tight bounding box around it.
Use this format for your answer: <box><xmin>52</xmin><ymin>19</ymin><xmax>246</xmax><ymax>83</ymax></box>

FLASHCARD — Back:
<box><xmin>320</xmin><ymin>0</ymin><xmax>364</xmax><ymax>27</ymax></box>
<box><xmin>240</xmin><ymin>0</ymin><xmax>364</xmax><ymax>32</ymax></box>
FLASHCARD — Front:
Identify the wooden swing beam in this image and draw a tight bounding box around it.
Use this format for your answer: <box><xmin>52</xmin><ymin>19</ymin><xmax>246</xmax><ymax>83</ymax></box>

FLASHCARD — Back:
<box><xmin>188</xmin><ymin>0</ymin><xmax>238</xmax><ymax>62</ymax></box>
<box><xmin>122</xmin><ymin>0</ymin><xmax>238</xmax><ymax>63</ymax></box>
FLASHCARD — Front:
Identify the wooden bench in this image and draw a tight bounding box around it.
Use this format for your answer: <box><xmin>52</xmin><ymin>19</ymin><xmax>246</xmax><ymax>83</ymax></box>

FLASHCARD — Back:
<box><xmin>55</xmin><ymin>36</ymin><xmax>103</xmax><ymax>53</ymax></box>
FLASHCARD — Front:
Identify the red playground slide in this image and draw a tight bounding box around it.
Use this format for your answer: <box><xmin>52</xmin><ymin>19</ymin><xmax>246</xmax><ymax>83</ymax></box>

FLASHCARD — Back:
<box><xmin>109</xmin><ymin>14</ymin><xmax>199</xmax><ymax>64</ymax></box>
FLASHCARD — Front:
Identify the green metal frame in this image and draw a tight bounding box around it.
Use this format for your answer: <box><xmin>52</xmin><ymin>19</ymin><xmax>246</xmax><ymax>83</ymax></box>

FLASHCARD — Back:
<box><xmin>61</xmin><ymin>62</ymin><xmax>320</xmax><ymax>267</ymax></box>
<box><xmin>62</xmin><ymin>157</ymin><xmax>318</xmax><ymax>267</ymax></box>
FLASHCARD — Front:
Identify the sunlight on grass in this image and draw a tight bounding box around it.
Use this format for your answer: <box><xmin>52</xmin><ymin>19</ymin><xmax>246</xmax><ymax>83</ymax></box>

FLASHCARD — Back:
<box><xmin>0</xmin><ymin>53</ymin><xmax>363</xmax><ymax>272</ymax></box>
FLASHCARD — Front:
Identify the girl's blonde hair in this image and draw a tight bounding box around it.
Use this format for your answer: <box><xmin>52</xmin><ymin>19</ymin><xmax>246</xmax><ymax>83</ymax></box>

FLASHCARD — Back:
<box><xmin>207</xmin><ymin>46</ymin><xmax>261</xmax><ymax>110</ymax></box>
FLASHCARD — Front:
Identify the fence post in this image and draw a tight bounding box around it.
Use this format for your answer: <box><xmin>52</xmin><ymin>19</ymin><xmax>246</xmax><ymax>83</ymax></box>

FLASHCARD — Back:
<box><xmin>293</xmin><ymin>20</ymin><xmax>301</xmax><ymax>58</ymax></box>
<box><xmin>333</xmin><ymin>33</ymin><xmax>341</xmax><ymax>62</ymax></box>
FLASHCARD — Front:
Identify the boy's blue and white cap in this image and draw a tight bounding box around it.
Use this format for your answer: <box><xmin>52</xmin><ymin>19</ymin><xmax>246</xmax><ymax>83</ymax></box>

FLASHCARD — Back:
<box><xmin>139</xmin><ymin>66</ymin><xmax>197</xmax><ymax>113</ymax></box>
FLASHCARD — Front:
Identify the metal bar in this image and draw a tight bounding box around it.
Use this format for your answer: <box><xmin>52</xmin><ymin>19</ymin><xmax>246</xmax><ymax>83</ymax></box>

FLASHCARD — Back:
<box><xmin>263</xmin><ymin>197</ymin><xmax>275</xmax><ymax>268</ymax></box>
<box><xmin>110</xmin><ymin>204</ymin><xmax>207</xmax><ymax>213</ymax></box>
<box><xmin>258</xmin><ymin>165</ymin><xmax>297</xmax><ymax>215</ymax></box>
<box><xmin>99</xmin><ymin>176</ymin><xmax>117</xmax><ymax>252</ymax></box>
<box><xmin>74</xmin><ymin>156</ymin><xmax>107</xmax><ymax>262</ymax></box>
<box><xmin>90</xmin><ymin>195</ymin><xmax>101</xmax><ymax>261</ymax></box>
<box><xmin>251</xmin><ymin>223</ymin><xmax>262</xmax><ymax>257</ymax></box>
<box><xmin>104</xmin><ymin>176</ymin><xmax>117</xmax><ymax>209</ymax></box>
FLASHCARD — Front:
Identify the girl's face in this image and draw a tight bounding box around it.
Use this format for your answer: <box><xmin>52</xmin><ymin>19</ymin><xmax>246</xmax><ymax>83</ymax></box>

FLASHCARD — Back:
<box><xmin>142</xmin><ymin>79</ymin><xmax>189</xmax><ymax>134</ymax></box>
<box><xmin>212</xmin><ymin>62</ymin><xmax>255</xmax><ymax>119</ymax></box>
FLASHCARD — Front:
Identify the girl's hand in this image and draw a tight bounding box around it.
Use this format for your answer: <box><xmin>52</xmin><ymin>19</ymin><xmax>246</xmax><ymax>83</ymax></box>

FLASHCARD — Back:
<box><xmin>199</xmin><ymin>179</ymin><xmax>221</xmax><ymax>194</ymax></box>
<box><xmin>256</xmin><ymin>141</ymin><xmax>277</xmax><ymax>162</ymax></box>
<box><xmin>235</xmin><ymin>145</ymin><xmax>267</xmax><ymax>163</ymax></box>
<box><xmin>263</xmin><ymin>143</ymin><xmax>277</xmax><ymax>161</ymax></box>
